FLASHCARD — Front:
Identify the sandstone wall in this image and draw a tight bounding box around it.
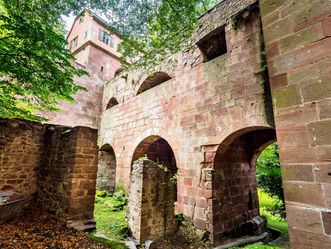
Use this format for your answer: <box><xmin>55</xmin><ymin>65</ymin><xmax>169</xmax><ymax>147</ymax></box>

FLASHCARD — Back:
<box><xmin>0</xmin><ymin>119</ymin><xmax>45</xmax><ymax>200</ymax></box>
<box><xmin>127</xmin><ymin>159</ymin><xmax>176</xmax><ymax>242</ymax></box>
<box><xmin>260</xmin><ymin>0</ymin><xmax>331</xmax><ymax>247</ymax></box>
<box><xmin>100</xmin><ymin>1</ymin><xmax>272</xmax><ymax>242</ymax></box>
<box><xmin>0</xmin><ymin>119</ymin><xmax>99</xmax><ymax>229</ymax></box>
<box><xmin>37</xmin><ymin>126</ymin><xmax>98</xmax><ymax>227</ymax></box>
<box><xmin>41</xmin><ymin>64</ymin><xmax>104</xmax><ymax>129</ymax></box>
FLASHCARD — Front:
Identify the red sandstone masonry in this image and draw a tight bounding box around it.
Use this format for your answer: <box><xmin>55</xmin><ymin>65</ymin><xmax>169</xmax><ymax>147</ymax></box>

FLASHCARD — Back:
<box><xmin>100</xmin><ymin>2</ymin><xmax>273</xmax><ymax>244</ymax></box>
<box><xmin>261</xmin><ymin>0</ymin><xmax>331</xmax><ymax>247</ymax></box>
<box><xmin>0</xmin><ymin>119</ymin><xmax>45</xmax><ymax>200</ymax></box>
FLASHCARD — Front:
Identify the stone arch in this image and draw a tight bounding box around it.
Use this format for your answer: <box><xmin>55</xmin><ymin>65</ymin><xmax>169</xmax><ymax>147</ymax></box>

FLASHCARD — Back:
<box><xmin>96</xmin><ymin>143</ymin><xmax>117</xmax><ymax>193</ymax></box>
<box><xmin>211</xmin><ymin>126</ymin><xmax>276</xmax><ymax>244</ymax></box>
<box><xmin>136</xmin><ymin>72</ymin><xmax>171</xmax><ymax>95</ymax></box>
<box><xmin>105</xmin><ymin>97</ymin><xmax>119</xmax><ymax>110</ymax></box>
<box><xmin>127</xmin><ymin>135</ymin><xmax>178</xmax><ymax>242</ymax></box>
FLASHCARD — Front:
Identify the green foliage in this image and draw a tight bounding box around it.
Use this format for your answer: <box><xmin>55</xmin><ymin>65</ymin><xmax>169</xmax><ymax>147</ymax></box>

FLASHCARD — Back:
<box><xmin>170</xmin><ymin>172</ymin><xmax>178</xmax><ymax>184</ymax></box>
<box><xmin>100</xmin><ymin>0</ymin><xmax>219</xmax><ymax>72</ymax></box>
<box><xmin>0</xmin><ymin>0</ymin><xmax>91</xmax><ymax>121</ymax></box>
<box><xmin>88</xmin><ymin>234</ymin><xmax>127</xmax><ymax>249</ymax></box>
<box><xmin>231</xmin><ymin>242</ymin><xmax>282</xmax><ymax>249</ymax></box>
<box><xmin>96</xmin><ymin>190</ymin><xmax>108</xmax><ymax>198</ymax></box>
<box><xmin>258</xmin><ymin>190</ymin><xmax>288</xmax><ymax>235</ymax></box>
<box><xmin>256</xmin><ymin>143</ymin><xmax>285</xmax><ymax>218</ymax></box>
<box><xmin>94</xmin><ymin>193</ymin><xmax>128</xmax><ymax>240</ymax></box>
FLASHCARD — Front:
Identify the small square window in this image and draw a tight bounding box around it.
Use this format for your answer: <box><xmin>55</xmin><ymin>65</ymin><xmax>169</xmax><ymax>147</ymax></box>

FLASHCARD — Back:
<box><xmin>197</xmin><ymin>26</ymin><xmax>227</xmax><ymax>62</ymax></box>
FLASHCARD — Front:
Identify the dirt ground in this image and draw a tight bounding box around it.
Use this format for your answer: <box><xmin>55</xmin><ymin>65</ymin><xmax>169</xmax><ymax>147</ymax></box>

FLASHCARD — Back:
<box><xmin>0</xmin><ymin>206</ymin><xmax>107</xmax><ymax>249</ymax></box>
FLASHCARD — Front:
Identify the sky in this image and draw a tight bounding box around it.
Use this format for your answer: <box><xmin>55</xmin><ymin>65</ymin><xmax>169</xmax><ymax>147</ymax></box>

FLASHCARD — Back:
<box><xmin>62</xmin><ymin>14</ymin><xmax>75</xmax><ymax>33</ymax></box>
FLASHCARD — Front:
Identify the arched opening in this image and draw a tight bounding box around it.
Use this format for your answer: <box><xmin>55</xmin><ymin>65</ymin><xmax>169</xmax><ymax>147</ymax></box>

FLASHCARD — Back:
<box><xmin>127</xmin><ymin>136</ymin><xmax>177</xmax><ymax>242</ymax></box>
<box><xmin>106</xmin><ymin>97</ymin><xmax>119</xmax><ymax>110</ymax></box>
<box><xmin>96</xmin><ymin>144</ymin><xmax>117</xmax><ymax>193</ymax></box>
<box><xmin>212</xmin><ymin>127</ymin><xmax>278</xmax><ymax>245</ymax></box>
<box><xmin>136</xmin><ymin>72</ymin><xmax>171</xmax><ymax>95</ymax></box>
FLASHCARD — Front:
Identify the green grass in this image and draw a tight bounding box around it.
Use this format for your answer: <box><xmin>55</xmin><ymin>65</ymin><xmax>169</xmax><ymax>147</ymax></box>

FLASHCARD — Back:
<box><xmin>258</xmin><ymin>190</ymin><xmax>288</xmax><ymax>236</ymax></box>
<box><xmin>90</xmin><ymin>191</ymin><xmax>128</xmax><ymax>248</ymax></box>
<box><xmin>231</xmin><ymin>242</ymin><xmax>282</xmax><ymax>249</ymax></box>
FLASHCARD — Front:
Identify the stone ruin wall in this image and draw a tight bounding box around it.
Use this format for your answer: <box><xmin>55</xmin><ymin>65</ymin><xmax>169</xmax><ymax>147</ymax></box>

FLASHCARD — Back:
<box><xmin>127</xmin><ymin>159</ymin><xmax>176</xmax><ymax>242</ymax></box>
<box><xmin>0</xmin><ymin>119</ymin><xmax>45</xmax><ymax>201</ymax></box>
<box><xmin>100</xmin><ymin>0</ymin><xmax>271</xmax><ymax>242</ymax></box>
<box><xmin>0</xmin><ymin>119</ymin><xmax>99</xmax><ymax>229</ymax></box>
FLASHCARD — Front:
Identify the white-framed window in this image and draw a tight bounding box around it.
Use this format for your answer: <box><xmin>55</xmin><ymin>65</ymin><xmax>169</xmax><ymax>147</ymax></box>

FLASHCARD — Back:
<box><xmin>84</xmin><ymin>30</ymin><xmax>88</xmax><ymax>39</ymax></box>
<box><xmin>98</xmin><ymin>29</ymin><xmax>115</xmax><ymax>47</ymax></box>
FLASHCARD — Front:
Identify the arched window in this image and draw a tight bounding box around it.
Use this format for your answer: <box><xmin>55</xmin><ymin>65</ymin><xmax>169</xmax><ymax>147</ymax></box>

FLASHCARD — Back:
<box><xmin>105</xmin><ymin>97</ymin><xmax>119</xmax><ymax>110</ymax></box>
<box><xmin>136</xmin><ymin>72</ymin><xmax>171</xmax><ymax>95</ymax></box>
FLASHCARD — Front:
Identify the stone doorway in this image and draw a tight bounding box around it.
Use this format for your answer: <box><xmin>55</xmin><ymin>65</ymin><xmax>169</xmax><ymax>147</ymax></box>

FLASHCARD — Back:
<box><xmin>96</xmin><ymin>144</ymin><xmax>117</xmax><ymax>193</ymax></box>
<box><xmin>211</xmin><ymin>127</ymin><xmax>277</xmax><ymax>245</ymax></box>
<box><xmin>127</xmin><ymin>136</ymin><xmax>177</xmax><ymax>242</ymax></box>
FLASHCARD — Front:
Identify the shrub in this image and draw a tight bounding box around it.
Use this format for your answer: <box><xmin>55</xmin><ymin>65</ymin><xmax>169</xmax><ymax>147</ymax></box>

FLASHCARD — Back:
<box><xmin>256</xmin><ymin>143</ymin><xmax>285</xmax><ymax>218</ymax></box>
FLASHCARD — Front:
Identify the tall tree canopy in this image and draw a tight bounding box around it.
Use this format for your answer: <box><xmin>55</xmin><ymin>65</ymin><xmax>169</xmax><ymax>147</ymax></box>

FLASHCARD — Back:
<box><xmin>0</xmin><ymin>0</ymin><xmax>218</xmax><ymax>121</ymax></box>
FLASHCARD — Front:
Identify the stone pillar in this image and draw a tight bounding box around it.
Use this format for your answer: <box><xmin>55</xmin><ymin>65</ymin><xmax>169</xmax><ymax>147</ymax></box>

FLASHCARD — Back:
<box><xmin>37</xmin><ymin>126</ymin><xmax>99</xmax><ymax>230</ymax></box>
<box><xmin>127</xmin><ymin>159</ymin><xmax>176</xmax><ymax>242</ymax></box>
<box><xmin>260</xmin><ymin>0</ymin><xmax>331</xmax><ymax>247</ymax></box>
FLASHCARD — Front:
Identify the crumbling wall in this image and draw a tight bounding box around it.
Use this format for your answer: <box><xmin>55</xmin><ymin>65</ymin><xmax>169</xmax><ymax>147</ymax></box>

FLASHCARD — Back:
<box><xmin>0</xmin><ymin>119</ymin><xmax>45</xmax><ymax>200</ymax></box>
<box><xmin>127</xmin><ymin>159</ymin><xmax>176</xmax><ymax>242</ymax></box>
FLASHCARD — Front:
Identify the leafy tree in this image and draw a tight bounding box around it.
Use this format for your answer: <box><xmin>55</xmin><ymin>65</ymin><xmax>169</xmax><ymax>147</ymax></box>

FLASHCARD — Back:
<box><xmin>103</xmin><ymin>0</ymin><xmax>219</xmax><ymax>71</ymax></box>
<box><xmin>256</xmin><ymin>143</ymin><xmax>285</xmax><ymax>217</ymax></box>
<box><xmin>0</xmin><ymin>0</ymin><xmax>87</xmax><ymax>120</ymax></box>
<box><xmin>0</xmin><ymin>0</ymin><xmax>218</xmax><ymax>121</ymax></box>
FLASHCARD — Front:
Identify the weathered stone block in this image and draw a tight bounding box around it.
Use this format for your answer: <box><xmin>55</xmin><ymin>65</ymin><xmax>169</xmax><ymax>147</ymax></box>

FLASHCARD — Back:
<box><xmin>287</xmin><ymin>205</ymin><xmax>323</xmax><ymax>234</ymax></box>
<box><xmin>307</xmin><ymin>120</ymin><xmax>331</xmax><ymax>146</ymax></box>
<box><xmin>279</xmin><ymin>22</ymin><xmax>324</xmax><ymax>54</ymax></box>
<box><xmin>272</xmin><ymin>85</ymin><xmax>302</xmax><ymax>109</ymax></box>
<box><xmin>283</xmin><ymin>181</ymin><xmax>326</xmax><ymax>207</ymax></box>
<box><xmin>281</xmin><ymin>164</ymin><xmax>314</xmax><ymax>182</ymax></box>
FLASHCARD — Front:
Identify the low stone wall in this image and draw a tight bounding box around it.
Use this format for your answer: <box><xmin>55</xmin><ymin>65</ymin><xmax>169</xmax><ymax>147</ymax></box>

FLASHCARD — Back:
<box><xmin>127</xmin><ymin>159</ymin><xmax>177</xmax><ymax>242</ymax></box>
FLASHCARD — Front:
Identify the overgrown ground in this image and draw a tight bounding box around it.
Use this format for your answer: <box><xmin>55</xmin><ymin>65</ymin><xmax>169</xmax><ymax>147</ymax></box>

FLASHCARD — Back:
<box><xmin>0</xmin><ymin>206</ymin><xmax>107</xmax><ymax>249</ymax></box>
<box><xmin>89</xmin><ymin>190</ymin><xmax>128</xmax><ymax>249</ymax></box>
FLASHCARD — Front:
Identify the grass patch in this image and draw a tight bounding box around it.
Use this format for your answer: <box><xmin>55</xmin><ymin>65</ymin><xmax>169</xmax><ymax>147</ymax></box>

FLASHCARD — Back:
<box><xmin>88</xmin><ymin>234</ymin><xmax>127</xmax><ymax>249</ymax></box>
<box><xmin>92</xmin><ymin>190</ymin><xmax>128</xmax><ymax>248</ymax></box>
<box><xmin>231</xmin><ymin>242</ymin><xmax>282</xmax><ymax>249</ymax></box>
<box><xmin>258</xmin><ymin>190</ymin><xmax>288</xmax><ymax>236</ymax></box>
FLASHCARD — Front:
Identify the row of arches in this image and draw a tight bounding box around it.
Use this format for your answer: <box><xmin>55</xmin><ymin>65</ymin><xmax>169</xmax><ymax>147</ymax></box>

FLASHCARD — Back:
<box><xmin>96</xmin><ymin>126</ymin><xmax>280</xmax><ymax>243</ymax></box>
<box><xmin>105</xmin><ymin>71</ymin><xmax>172</xmax><ymax>110</ymax></box>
